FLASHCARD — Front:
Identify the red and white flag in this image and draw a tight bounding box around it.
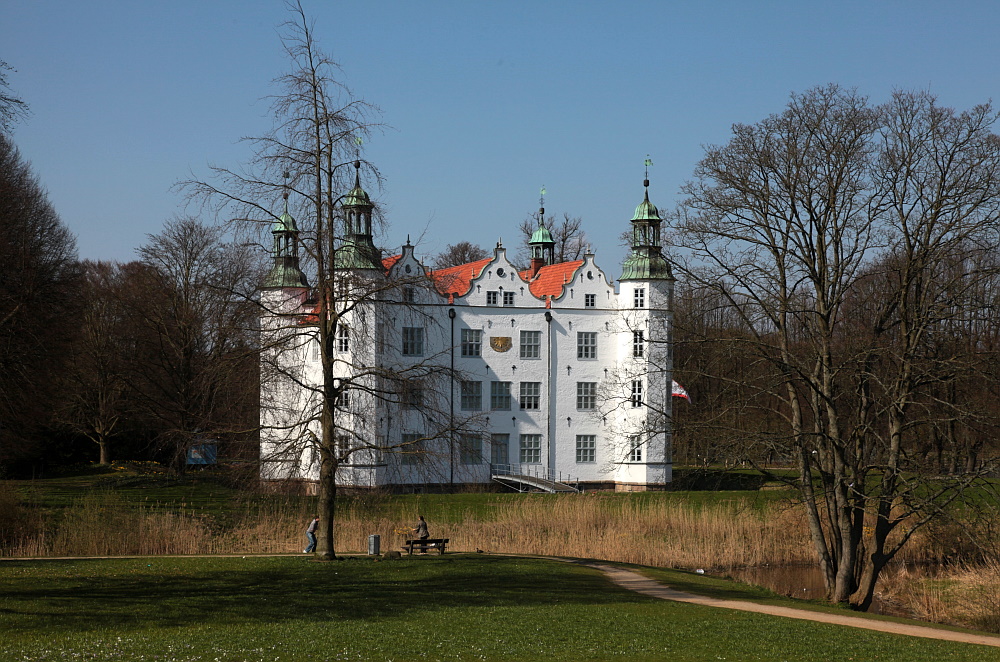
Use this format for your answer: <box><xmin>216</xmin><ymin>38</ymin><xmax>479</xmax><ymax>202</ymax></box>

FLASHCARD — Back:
<box><xmin>672</xmin><ymin>380</ymin><xmax>690</xmax><ymax>401</ymax></box>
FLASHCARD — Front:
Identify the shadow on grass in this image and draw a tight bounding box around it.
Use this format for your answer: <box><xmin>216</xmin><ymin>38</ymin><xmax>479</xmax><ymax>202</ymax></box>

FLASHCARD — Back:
<box><xmin>0</xmin><ymin>555</ymin><xmax>651</xmax><ymax>632</ymax></box>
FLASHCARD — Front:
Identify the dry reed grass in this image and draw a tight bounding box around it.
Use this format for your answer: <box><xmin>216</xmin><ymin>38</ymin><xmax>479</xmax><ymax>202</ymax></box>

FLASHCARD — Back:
<box><xmin>879</xmin><ymin>561</ymin><xmax>1000</xmax><ymax>633</ymax></box>
<box><xmin>0</xmin><ymin>490</ymin><xmax>960</xmax><ymax>572</ymax></box>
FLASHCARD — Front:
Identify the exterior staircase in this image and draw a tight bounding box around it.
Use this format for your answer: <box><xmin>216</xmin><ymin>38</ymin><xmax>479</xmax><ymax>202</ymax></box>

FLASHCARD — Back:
<box><xmin>491</xmin><ymin>464</ymin><xmax>580</xmax><ymax>493</ymax></box>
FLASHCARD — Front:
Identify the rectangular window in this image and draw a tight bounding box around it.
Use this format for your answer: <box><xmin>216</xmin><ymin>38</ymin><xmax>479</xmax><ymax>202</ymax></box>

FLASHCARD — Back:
<box><xmin>490</xmin><ymin>433</ymin><xmax>510</xmax><ymax>465</ymax></box>
<box><xmin>336</xmin><ymin>435</ymin><xmax>354</xmax><ymax>461</ymax></box>
<box><xmin>402</xmin><ymin>382</ymin><xmax>422</xmax><ymax>409</ymax></box>
<box><xmin>400</xmin><ymin>433</ymin><xmax>423</xmax><ymax>466</ymax></box>
<box><xmin>520</xmin><ymin>330</ymin><xmax>541</xmax><ymax>359</ymax></box>
<box><xmin>577</xmin><ymin>332</ymin><xmax>597</xmax><ymax>360</ymax></box>
<box><xmin>337</xmin><ymin>324</ymin><xmax>350</xmax><ymax>353</ymax></box>
<box><xmin>335</xmin><ymin>389</ymin><xmax>350</xmax><ymax>409</ymax></box>
<box><xmin>628</xmin><ymin>436</ymin><xmax>643</xmax><ymax>462</ymax></box>
<box><xmin>576</xmin><ymin>382</ymin><xmax>597</xmax><ymax>410</ymax></box>
<box><xmin>490</xmin><ymin>381</ymin><xmax>512</xmax><ymax>410</ymax></box>
<box><xmin>487</xmin><ymin>291</ymin><xmax>499</xmax><ymax>306</ymax></box>
<box><xmin>633</xmin><ymin>330</ymin><xmax>645</xmax><ymax>358</ymax></box>
<box><xmin>585</xmin><ymin>293</ymin><xmax>596</xmax><ymax>308</ymax></box>
<box><xmin>519</xmin><ymin>434</ymin><xmax>541</xmax><ymax>464</ymax></box>
<box><xmin>403</xmin><ymin>287</ymin><xmax>416</xmax><ymax>303</ymax></box>
<box><xmin>631</xmin><ymin>380</ymin><xmax>643</xmax><ymax>408</ymax></box>
<box><xmin>402</xmin><ymin>327</ymin><xmax>423</xmax><ymax>356</ymax></box>
<box><xmin>460</xmin><ymin>434</ymin><xmax>483</xmax><ymax>465</ymax></box>
<box><xmin>634</xmin><ymin>287</ymin><xmax>646</xmax><ymax>308</ymax></box>
<box><xmin>576</xmin><ymin>435</ymin><xmax>596</xmax><ymax>463</ymax></box>
<box><xmin>461</xmin><ymin>381</ymin><xmax>482</xmax><ymax>411</ymax></box>
<box><xmin>461</xmin><ymin>328</ymin><xmax>482</xmax><ymax>357</ymax></box>
<box><xmin>519</xmin><ymin>382</ymin><xmax>541</xmax><ymax>410</ymax></box>
<box><xmin>503</xmin><ymin>291</ymin><xmax>515</xmax><ymax>306</ymax></box>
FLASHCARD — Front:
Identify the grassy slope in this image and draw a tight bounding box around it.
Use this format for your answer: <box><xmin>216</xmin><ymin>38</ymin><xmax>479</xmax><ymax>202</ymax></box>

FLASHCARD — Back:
<box><xmin>0</xmin><ymin>555</ymin><xmax>993</xmax><ymax>662</ymax></box>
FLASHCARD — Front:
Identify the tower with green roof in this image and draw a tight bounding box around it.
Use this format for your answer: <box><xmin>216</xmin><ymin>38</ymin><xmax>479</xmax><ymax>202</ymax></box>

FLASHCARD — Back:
<box><xmin>336</xmin><ymin>160</ymin><xmax>383</xmax><ymax>271</ymax></box>
<box><xmin>617</xmin><ymin>175</ymin><xmax>675</xmax><ymax>486</ymax></box>
<box><xmin>262</xmin><ymin>200</ymin><xmax>310</xmax><ymax>290</ymax></box>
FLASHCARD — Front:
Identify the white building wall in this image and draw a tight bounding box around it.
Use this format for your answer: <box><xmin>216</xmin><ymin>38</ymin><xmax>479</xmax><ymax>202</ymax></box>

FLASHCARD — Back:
<box><xmin>261</xmin><ymin>235</ymin><xmax>673</xmax><ymax>490</ymax></box>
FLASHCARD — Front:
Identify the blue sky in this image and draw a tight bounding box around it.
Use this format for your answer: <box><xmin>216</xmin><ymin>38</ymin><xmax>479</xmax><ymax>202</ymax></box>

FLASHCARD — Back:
<box><xmin>4</xmin><ymin>1</ymin><xmax>1000</xmax><ymax>271</ymax></box>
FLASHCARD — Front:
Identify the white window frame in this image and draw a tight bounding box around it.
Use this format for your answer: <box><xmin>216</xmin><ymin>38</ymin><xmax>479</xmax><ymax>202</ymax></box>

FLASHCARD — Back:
<box><xmin>584</xmin><ymin>293</ymin><xmax>596</xmax><ymax>308</ymax></box>
<box><xmin>503</xmin><ymin>291</ymin><xmax>515</xmax><ymax>306</ymax></box>
<box><xmin>486</xmin><ymin>291</ymin><xmax>499</xmax><ymax>306</ymax></box>
<box><xmin>628</xmin><ymin>435</ymin><xmax>643</xmax><ymax>462</ymax></box>
<box><xmin>577</xmin><ymin>332</ymin><xmax>597</xmax><ymax>360</ymax></box>
<box><xmin>402</xmin><ymin>327</ymin><xmax>424</xmax><ymax>356</ymax></box>
<box><xmin>460</xmin><ymin>434</ymin><xmax>483</xmax><ymax>465</ymax></box>
<box><xmin>519</xmin><ymin>434</ymin><xmax>541</xmax><ymax>464</ymax></box>
<box><xmin>520</xmin><ymin>330</ymin><xmax>541</xmax><ymax>359</ymax></box>
<box><xmin>576</xmin><ymin>435</ymin><xmax>596</xmax><ymax>463</ymax></box>
<box><xmin>519</xmin><ymin>381</ymin><xmax>541</xmax><ymax>410</ymax></box>
<box><xmin>576</xmin><ymin>382</ymin><xmax>597</xmax><ymax>410</ymax></box>
<box><xmin>461</xmin><ymin>381</ymin><xmax>483</xmax><ymax>411</ymax></box>
<box><xmin>337</xmin><ymin>324</ymin><xmax>350</xmax><ymax>353</ymax></box>
<box><xmin>633</xmin><ymin>330</ymin><xmax>644</xmax><ymax>358</ymax></box>
<box><xmin>634</xmin><ymin>287</ymin><xmax>646</xmax><ymax>308</ymax></box>
<box><xmin>631</xmin><ymin>380</ymin><xmax>643</xmax><ymax>408</ymax></box>
<box><xmin>491</xmin><ymin>381</ymin><xmax>512</xmax><ymax>410</ymax></box>
<box><xmin>461</xmin><ymin>328</ymin><xmax>482</xmax><ymax>357</ymax></box>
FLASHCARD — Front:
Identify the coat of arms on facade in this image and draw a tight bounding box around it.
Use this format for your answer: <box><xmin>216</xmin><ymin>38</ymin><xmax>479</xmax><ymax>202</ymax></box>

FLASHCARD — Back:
<box><xmin>490</xmin><ymin>336</ymin><xmax>513</xmax><ymax>353</ymax></box>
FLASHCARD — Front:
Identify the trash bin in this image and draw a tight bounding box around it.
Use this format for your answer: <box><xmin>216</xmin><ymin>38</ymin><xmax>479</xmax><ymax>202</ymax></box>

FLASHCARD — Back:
<box><xmin>368</xmin><ymin>534</ymin><xmax>380</xmax><ymax>555</ymax></box>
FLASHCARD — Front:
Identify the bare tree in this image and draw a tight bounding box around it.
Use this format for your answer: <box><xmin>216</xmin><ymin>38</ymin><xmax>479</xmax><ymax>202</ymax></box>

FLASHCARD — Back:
<box><xmin>184</xmin><ymin>2</ymin><xmax>475</xmax><ymax>558</ymax></box>
<box><xmin>431</xmin><ymin>241</ymin><xmax>489</xmax><ymax>270</ymax></box>
<box><xmin>59</xmin><ymin>261</ymin><xmax>132</xmax><ymax>465</ymax></box>
<box><xmin>127</xmin><ymin>218</ymin><xmax>261</xmax><ymax>474</ymax></box>
<box><xmin>673</xmin><ymin>85</ymin><xmax>1000</xmax><ymax>609</ymax></box>
<box><xmin>0</xmin><ymin>60</ymin><xmax>29</xmax><ymax>133</ymax></box>
<box><xmin>0</xmin><ymin>133</ymin><xmax>81</xmax><ymax>471</ymax></box>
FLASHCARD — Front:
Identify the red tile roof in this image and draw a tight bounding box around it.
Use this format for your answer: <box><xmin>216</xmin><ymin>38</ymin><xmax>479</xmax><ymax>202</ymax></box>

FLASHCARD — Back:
<box><xmin>522</xmin><ymin>261</ymin><xmax>584</xmax><ymax>299</ymax></box>
<box><xmin>429</xmin><ymin>257</ymin><xmax>494</xmax><ymax>297</ymax></box>
<box><xmin>382</xmin><ymin>254</ymin><xmax>402</xmax><ymax>271</ymax></box>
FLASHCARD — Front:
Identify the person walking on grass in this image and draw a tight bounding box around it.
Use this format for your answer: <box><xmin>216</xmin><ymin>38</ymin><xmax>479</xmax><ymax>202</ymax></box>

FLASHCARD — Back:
<box><xmin>304</xmin><ymin>516</ymin><xmax>319</xmax><ymax>553</ymax></box>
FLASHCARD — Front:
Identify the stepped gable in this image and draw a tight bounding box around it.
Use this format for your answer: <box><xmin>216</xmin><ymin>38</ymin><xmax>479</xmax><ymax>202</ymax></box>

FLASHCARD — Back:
<box><xmin>429</xmin><ymin>257</ymin><xmax>495</xmax><ymax>297</ymax></box>
<box><xmin>520</xmin><ymin>260</ymin><xmax>584</xmax><ymax>299</ymax></box>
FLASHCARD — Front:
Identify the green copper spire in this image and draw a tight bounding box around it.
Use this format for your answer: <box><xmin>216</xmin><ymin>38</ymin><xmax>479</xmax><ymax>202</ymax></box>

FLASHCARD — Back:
<box><xmin>336</xmin><ymin>161</ymin><xmax>383</xmax><ymax>271</ymax></box>
<box><xmin>620</xmin><ymin>177</ymin><xmax>672</xmax><ymax>281</ymax></box>
<box><xmin>263</xmin><ymin>194</ymin><xmax>310</xmax><ymax>289</ymax></box>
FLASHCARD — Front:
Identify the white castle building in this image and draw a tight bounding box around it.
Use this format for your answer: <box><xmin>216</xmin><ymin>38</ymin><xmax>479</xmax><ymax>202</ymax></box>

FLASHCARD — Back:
<box><xmin>260</xmin><ymin>165</ymin><xmax>675</xmax><ymax>492</ymax></box>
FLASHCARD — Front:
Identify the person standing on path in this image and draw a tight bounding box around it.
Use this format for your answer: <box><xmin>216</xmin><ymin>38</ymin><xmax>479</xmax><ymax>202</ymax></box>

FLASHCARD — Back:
<box><xmin>304</xmin><ymin>516</ymin><xmax>319</xmax><ymax>553</ymax></box>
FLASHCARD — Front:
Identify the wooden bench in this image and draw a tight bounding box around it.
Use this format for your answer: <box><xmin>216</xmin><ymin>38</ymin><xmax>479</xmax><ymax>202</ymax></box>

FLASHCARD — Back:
<box><xmin>402</xmin><ymin>538</ymin><xmax>449</xmax><ymax>555</ymax></box>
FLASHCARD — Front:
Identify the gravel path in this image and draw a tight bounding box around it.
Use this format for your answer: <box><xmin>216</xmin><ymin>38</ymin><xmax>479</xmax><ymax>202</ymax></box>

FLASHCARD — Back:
<box><xmin>587</xmin><ymin>562</ymin><xmax>1000</xmax><ymax>648</ymax></box>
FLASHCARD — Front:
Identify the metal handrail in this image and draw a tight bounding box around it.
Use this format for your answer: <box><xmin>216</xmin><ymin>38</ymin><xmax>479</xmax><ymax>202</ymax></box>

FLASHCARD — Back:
<box><xmin>490</xmin><ymin>463</ymin><xmax>580</xmax><ymax>491</ymax></box>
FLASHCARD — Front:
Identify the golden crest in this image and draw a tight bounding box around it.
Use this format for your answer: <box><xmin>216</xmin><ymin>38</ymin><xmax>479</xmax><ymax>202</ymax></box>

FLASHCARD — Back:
<box><xmin>490</xmin><ymin>336</ymin><xmax>513</xmax><ymax>353</ymax></box>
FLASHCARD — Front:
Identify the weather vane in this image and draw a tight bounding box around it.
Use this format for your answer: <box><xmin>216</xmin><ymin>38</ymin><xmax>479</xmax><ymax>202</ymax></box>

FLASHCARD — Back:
<box><xmin>538</xmin><ymin>185</ymin><xmax>547</xmax><ymax>223</ymax></box>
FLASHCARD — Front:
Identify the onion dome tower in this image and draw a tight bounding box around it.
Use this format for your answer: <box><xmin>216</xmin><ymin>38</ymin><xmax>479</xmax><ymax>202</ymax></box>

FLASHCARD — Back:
<box><xmin>528</xmin><ymin>190</ymin><xmax>555</xmax><ymax>277</ymax></box>
<box><xmin>620</xmin><ymin>176</ymin><xmax>672</xmax><ymax>281</ymax></box>
<box><xmin>336</xmin><ymin>160</ymin><xmax>383</xmax><ymax>271</ymax></box>
<box><xmin>263</xmin><ymin>181</ymin><xmax>310</xmax><ymax>290</ymax></box>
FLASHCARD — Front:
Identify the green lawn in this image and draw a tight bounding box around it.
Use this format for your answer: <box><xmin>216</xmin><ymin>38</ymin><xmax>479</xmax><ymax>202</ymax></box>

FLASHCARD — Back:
<box><xmin>0</xmin><ymin>555</ymin><xmax>993</xmax><ymax>662</ymax></box>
